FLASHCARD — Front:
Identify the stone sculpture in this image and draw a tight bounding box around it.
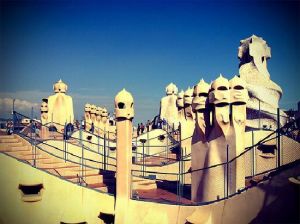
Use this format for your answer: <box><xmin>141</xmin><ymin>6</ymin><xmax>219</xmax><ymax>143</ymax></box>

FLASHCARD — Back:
<box><xmin>203</xmin><ymin>75</ymin><xmax>231</xmax><ymax>202</ymax></box>
<box><xmin>84</xmin><ymin>103</ymin><xmax>92</xmax><ymax>132</ymax></box>
<box><xmin>47</xmin><ymin>79</ymin><xmax>74</xmax><ymax>128</ymax></box>
<box><xmin>99</xmin><ymin>107</ymin><xmax>109</xmax><ymax>137</ymax></box>
<box><xmin>184</xmin><ymin>87</ymin><xmax>195</xmax><ymax>120</ymax></box>
<box><xmin>228</xmin><ymin>75</ymin><xmax>248</xmax><ymax>193</ymax></box>
<box><xmin>180</xmin><ymin>87</ymin><xmax>195</xmax><ymax>155</ymax></box>
<box><xmin>40</xmin><ymin>99</ymin><xmax>49</xmax><ymax>138</ymax></box>
<box><xmin>191</xmin><ymin>75</ymin><xmax>248</xmax><ymax>202</ymax></box>
<box><xmin>95</xmin><ymin>106</ymin><xmax>103</xmax><ymax>135</ymax></box>
<box><xmin>238</xmin><ymin>34</ymin><xmax>286</xmax><ymax>129</ymax></box>
<box><xmin>177</xmin><ymin>90</ymin><xmax>185</xmax><ymax>124</ymax></box>
<box><xmin>159</xmin><ymin>83</ymin><xmax>179</xmax><ymax>128</ymax></box>
<box><xmin>40</xmin><ymin>99</ymin><xmax>48</xmax><ymax>125</ymax></box>
<box><xmin>191</xmin><ymin>79</ymin><xmax>210</xmax><ymax>202</ymax></box>
<box><xmin>90</xmin><ymin>104</ymin><xmax>97</xmax><ymax>131</ymax></box>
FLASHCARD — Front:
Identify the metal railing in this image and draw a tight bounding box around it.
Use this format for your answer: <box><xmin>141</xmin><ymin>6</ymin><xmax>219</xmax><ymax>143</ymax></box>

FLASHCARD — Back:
<box><xmin>8</xmin><ymin>110</ymin><xmax>300</xmax><ymax>205</ymax></box>
<box><xmin>130</xmin><ymin>117</ymin><xmax>300</xmax><ymax>205</ymax></box>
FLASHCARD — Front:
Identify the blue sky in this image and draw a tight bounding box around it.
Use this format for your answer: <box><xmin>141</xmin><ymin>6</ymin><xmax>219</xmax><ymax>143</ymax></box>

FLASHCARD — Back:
<box><xmin>1</xmin><ymin>0</ymin><xmax>299</xmax><ymax>123</ymax></box>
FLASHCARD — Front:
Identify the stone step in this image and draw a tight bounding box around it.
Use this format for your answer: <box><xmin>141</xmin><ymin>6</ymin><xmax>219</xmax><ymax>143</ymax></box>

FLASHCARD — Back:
<box><xmin>6</xmin><ymin>152</ymin><xmax>44</xmax><ymax>159</ymax></box>
<box><xmin>24</xmin><ymin>160</ymin><xmax>65</xmax><ymax>168</ymax></box>
<box><xmin>132</xmin><ymin>177</ymin><xmax>157</xmax><ymax>190</ymax></box>
<box><xmin>65</xmin><ymin>176</ymin><xmax>81</xmax><ymax>183</ymax></box>
<box><xmin>10</xmin><ymin>141</ymin><xmax>24</xmax><ymax>147</ymax></box>
<box><xmin>0</xmin><ymin>142</ymin><xmax>25</xmax><ymax>150</ymax></box>
<box><xmin>68</xmin><ymin>174</ymin><xmax>104</xmax><ymax>185</ymax></box>
<box><xmin>0</xmin><ymin>144</ymin><xmax>20</xmax><ymax>151</ymax></box>
<box><xmin>63</xmin><ymin>172</ymin><xmax>99</xmax><ymax>179</ymax></box>
<box><xmin>94</xmin><ymin>186</ymin><xmax>108</xmax><ymax>193</ymax></box>
<box><xmin>144</xmin><ymin>157</ymin><xmax>166</xmax><ymax>162</ymax></box>
<box><xmin>0</xmin><ymin>138</ymin><xmax>19</xmax><ymax>143</ymax></box>
<box><xmin>0</xmin><ymin>145</ymin><xmax>12</xmax><ymax>152</ymax></box>
<box><xmin>0</xmin><ymin>135</ymin><xmax>16</xmax><ymax>139</ymax></box>
<box><xmin>0</xmin><ymin>141</ymin><xmax>24</xmax><ymax>148</ymax></box>
<box><xmin>10</xmin><ymin>145</ymin><xmax>31</xmax><ymax>151</ymax></box>
<box><xmin>38</xmin><ymin>163</ymin><xmax>80</xmax><ymax>169</ymax></box>
<box><xmin>135</xmin><ymin>160</ymin><xmax>166</xmax><ymax>166</ymax></box>
<box><xmin>87</xmin><ymin>182</ymin><xmax>107</xmax><ymax>189</ymax></box>
<box><xmin>49</xmin><ymin>168</ymin><xmax>99</xmax><ymax>177</ymax></box>
<box><xmin>36</xmin><ymin>159</ymin><xmax>68</xmax><ymax>165</ymax></box>
<box><xmin>6</xmin><ymin>150</ymin><xmax>42</xmax><ymax>158</ymax></box>
<box><xmin>26</xmin><ymin>159</ymin><xmax>58</xmax><ymax>166</ymax></box>
<box><xmin>82</xmin><ymin>174</ymin><xmax>104</xmax><ymax>184</ymax></box>
<box><xmin>162</xmin><ymin>153</ymin><xmax>177</xmax><ymax>159</ymax></box>
<box><xmin>26</xmin><ymin>157</ymin><xmax>59</xmax><ymax>164</ymax></box>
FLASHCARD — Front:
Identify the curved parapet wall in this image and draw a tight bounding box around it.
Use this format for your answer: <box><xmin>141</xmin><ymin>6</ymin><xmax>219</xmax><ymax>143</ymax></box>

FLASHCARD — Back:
<box><xmin>238</xmin><ymin>35</ymin><xmax>287</xmax><ymax>129</ymax></box>
<box><xmin>0</xmin><ymin>153</ymin><xmax>114</xmax><ymax>224</ymax></box>
<box><xmin>127</xmin><ymin>160</ymin><xmax>300</xmax><ymax>224</ymax></box>
<box><xmin>0</xmin><ymin>133</ymin><xmax>299</xmax><ymax>223</ymax></box>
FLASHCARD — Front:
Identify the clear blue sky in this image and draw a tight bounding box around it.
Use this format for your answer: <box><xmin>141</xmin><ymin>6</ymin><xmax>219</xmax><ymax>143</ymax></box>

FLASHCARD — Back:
<box><xmin>1</xmin><ymin>0</ymin><xmax>299</xmax><ymax>123</ymax></box>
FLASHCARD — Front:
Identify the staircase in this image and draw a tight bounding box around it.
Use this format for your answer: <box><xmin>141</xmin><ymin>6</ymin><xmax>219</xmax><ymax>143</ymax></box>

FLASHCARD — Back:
<box><xmin>0</xmin><ymin>134</ymin><xmax>156</xmax><ymax>193</ymax></box>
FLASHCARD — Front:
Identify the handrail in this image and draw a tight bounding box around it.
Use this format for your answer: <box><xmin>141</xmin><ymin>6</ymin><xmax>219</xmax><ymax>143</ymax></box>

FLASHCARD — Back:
<box><xmin>13</xmin><ymin>111</ymin><xmax>114</xmax><ymax>144</ymax></box>
<box><xmin>132</xmin><ymin>118</ymin><xmax>299</xmax><ymax>177</ymax></box>
<box><xmin>133</xmin><ymin>123</ymin><xmax>179</xmax><ymax>142</ymax></box>
<box><xmin>84</xmin><ymin>121</ymin><xmax>116</xmax><ymax>135</ymax></box>
<box><xmin>18</xmin><ymin>132</ymin><xmax>117</xmax><ymax>169</ymax></box>
<box><xmin>10</xmin><ymin>110</ymin><xmax>300</xmax><ymax>205</ymax></box>
<box><xmin>13</xmin><ymin>111</ymin><xmax>118</xmax><ymax>157</ymax></box>
<box><xmin>17</xmin><ymin>123</ymin><xmax>116</xmax><ymax>161</ymax></box>
<box><xmin>45</xmin><ymin>137</ymin><xmax>117</xmax><ymax>161</ymax></box>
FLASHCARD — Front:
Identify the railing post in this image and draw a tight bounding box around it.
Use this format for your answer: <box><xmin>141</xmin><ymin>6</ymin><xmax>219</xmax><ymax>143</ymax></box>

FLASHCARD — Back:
<box><xmin>226</xmin><ymin>145</ymin><xmax>229</xmax><ymax>198</ymax></box>
<box><xmin>177</xmin><ymin>145</ymin><xmax>183</xmax><ymax>204</ymax></box>
<box><xmin>277</xmin><ymin>107</ymin><xmax>281</xmax><ymax>167</ymax></box>
<box><xmin>34</xmin><ymin>122</ymin><xmax>36</xmax><ymax>168</ymax></box>
<box><xmin>81</xmin><ymin>144</ymin><xmax>84</xmax><ymax>185</ymax></box>
<box><xmin>181</xmin><ymin>148</ymin><xmax>185</xmax><ymax>197</ymax></box>
<box><xmin>135</xmin><ymin>135</ymin><xmax>137</xmax><ymax>160</ymax></box>
<box><xmin>63</xmin><ymin>137</ymin><xmax>65</xmax><ymax>162</ymax></box>
<box><xmin>143</xmin><ymin>142</ymin><xmax>145</xmax><ymax>177</ymax></box>
<box><xmin>179</xmin><ymin>152</ymin><xmax>182</xmax><ymax>204</ymax></box>
<box><xmin>79</xmin><ymin>120</ymin><xmax>82</xmax><ymax>145</ymax></box>
<box><xmin>179</xmin><ymin>122</ymin><xmax>182</xmax><ymax>159</ymax></box>
<box><xmin>166</xmin><ymin>124</ymin><xmax>169</xmax><ymax>158</ymax></box>
<box><xmin>108</xmin><ymin>129</ymin><xmax>110</xmax><ymax>152</ymax></box>
<box><xmin>252</xmin><ymin>130</ymin><xmax>255</xmax><ymax>176</ymax></box>
<box><xmin>30</xmin><ymin>108</ymin><xmax>33</xmax><ymax>139</ymax></box>
<box><xmin>258</xmin><ymin>100</ymin><xmax>261</xmax><ymax>130</ymax></box>
<box><xmin>104</xmin><ymin>133</ymin><xmax>106</xmax><ymax>170</ymax></box>
<box><xmin>64</xmin><ymin>122</ymin><xmax>66</xmax><ymax>162</ymax></box>
<box><xmin>177</xmin><ymin>155</ymin><xmax>180</xmax><ymax>204</ymax></box>
<box><xmin>12</xmin><ymin>99</ymin><xmax>15</xmax><ymax>133</ymax></box>
<box><xmin>97</xmin><ymin>131</ymin><xmax>100</xmax><ymax>154</ymax></box>
<box><xmin>147</xmin><ymin>129</ymin><xmax>149</xmax><ymax>155</ymax></box>
<box><xmin>172</xmin><ymin>123</ymin><xmax>174</xmax><ymax>139</ymax></box>
<box><xmin>66</xmin><ymin>137</ymin><xmax>68</xmax><ymax>161</ymax></box>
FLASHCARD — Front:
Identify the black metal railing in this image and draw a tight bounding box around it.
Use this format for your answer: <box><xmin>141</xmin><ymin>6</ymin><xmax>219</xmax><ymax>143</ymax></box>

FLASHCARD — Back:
<box><xmin>6</xmin><ymin>110</ymin><xmax>300</xmax><ymax>205</ymax></box>
<box><xmin>130</xmin><ymin>117</ymin><xmax>300</xmax><ymax>205</ymax></box>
